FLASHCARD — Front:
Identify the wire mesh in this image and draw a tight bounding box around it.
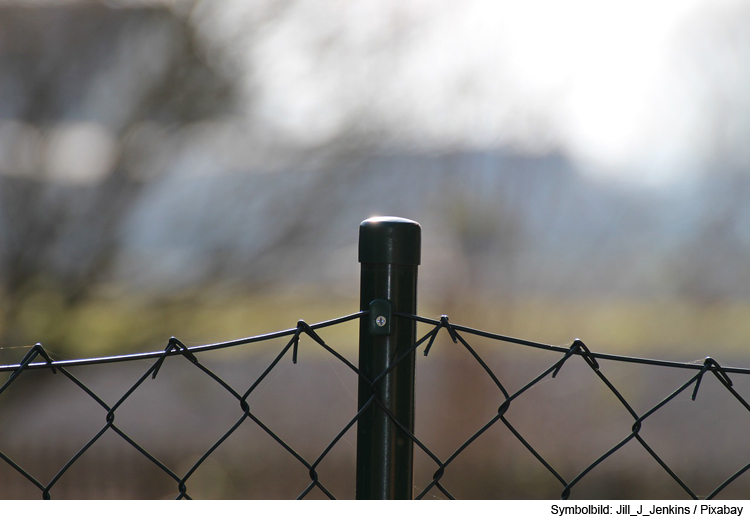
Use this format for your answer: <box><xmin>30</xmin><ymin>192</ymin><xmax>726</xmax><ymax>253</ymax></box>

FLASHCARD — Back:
<box><xmin>2</xmin><ymin>310</ymin><xmax>750</xmax><ymax>499</ymax></box>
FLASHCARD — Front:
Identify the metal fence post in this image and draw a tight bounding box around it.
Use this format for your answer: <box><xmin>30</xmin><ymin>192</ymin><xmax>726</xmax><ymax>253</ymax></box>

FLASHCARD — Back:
<box><xmin>356</xmin><ymin>216</ymin><xmax>421</xmax><ymax>500</ymax></box>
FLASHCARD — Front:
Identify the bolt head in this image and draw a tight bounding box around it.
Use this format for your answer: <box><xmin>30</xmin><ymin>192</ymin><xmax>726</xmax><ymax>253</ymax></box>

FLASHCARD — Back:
<box><xmin>375</xmin><ymin>316</ymin><xmax>387</xmax><ymax>327</ymax></box>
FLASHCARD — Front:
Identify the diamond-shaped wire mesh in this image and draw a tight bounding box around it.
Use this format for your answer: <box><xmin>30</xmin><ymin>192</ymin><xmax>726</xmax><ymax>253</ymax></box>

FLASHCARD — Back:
<box><xmin>403</xmin><ymin>313</ymin><xmax>750</xmax><ymax>500</ymax></box>
<box><xmin>2</xmin><ymin>310</ymin><xmax>750</xmax><ymax>499</ymax></box>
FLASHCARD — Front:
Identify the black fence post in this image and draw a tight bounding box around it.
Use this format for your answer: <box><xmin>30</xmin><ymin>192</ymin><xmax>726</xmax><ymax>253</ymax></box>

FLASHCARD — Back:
<box><xmin>356</xmin><ymin>216</ymin><xmax>421</xmax><ymax>500</ymax></box>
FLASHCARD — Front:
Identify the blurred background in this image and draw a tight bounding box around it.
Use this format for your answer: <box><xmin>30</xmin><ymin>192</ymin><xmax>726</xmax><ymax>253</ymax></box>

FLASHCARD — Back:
<box><xmin>2</xmin><ymin>0</ymin><xmax>750</xmax><ymax>499</ymax></box>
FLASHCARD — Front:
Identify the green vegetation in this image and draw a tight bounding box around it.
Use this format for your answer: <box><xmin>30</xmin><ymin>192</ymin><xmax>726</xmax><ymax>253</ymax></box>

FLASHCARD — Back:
<box><xmin>5</xmin><ymin>286</ymin><xmax>750</xmax><ymax>367</ymax></box>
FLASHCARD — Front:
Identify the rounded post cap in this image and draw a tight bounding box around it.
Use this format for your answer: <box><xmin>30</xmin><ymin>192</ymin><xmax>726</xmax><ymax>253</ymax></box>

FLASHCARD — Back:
<box><xmin>359</xmin><ymin>216</ymin><xmax>421</xmax><ymax>265</ymax></box>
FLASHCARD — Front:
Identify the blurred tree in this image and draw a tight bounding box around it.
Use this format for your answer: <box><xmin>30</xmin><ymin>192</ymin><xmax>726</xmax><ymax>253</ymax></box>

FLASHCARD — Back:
<box><xmin>0</xmin><ymin>2</ymin><xmax>238</xmax><ymax>353</ymax></box>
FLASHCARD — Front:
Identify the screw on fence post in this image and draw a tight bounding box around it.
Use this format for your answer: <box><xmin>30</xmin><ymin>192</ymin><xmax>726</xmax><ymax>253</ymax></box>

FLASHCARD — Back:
<box><xmin>357</xmin><ymin>216</ymin><xmax>420</xmax><ymax>500</ymax></box>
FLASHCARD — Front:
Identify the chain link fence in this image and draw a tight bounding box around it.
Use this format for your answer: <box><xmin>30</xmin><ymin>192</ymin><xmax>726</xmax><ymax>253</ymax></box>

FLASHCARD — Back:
<box><xmin>3</xmin><ymin>217</ymin><xmax>750</xmax><ymax>499</ymax></box>
<box><xmin>3</xmin><ymin>312</ymin><xmax>750</xmax><ymax>499</ymax></box>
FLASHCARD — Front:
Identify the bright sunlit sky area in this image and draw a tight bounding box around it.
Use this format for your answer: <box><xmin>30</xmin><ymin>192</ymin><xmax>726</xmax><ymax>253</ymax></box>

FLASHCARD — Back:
<box><xmin>2</xmin><ymin>0</ymin><xmax>744</xmax><ymax>189</ymax></box>
<box><xmin>195</xmin><ymin>0</ymin><xmax>746</xmax><ymax>187</ymax></box>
